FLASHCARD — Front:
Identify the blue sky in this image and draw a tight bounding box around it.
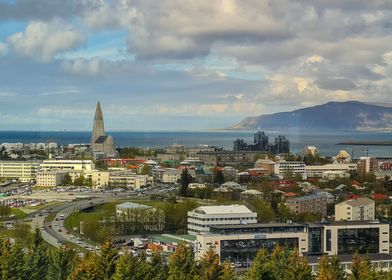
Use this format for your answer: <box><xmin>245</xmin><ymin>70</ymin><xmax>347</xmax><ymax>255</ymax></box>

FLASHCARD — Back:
<box><xmin>0</xmin><ymin>0</ymin><xmax>391</xmax><ymax>130</ymax></box>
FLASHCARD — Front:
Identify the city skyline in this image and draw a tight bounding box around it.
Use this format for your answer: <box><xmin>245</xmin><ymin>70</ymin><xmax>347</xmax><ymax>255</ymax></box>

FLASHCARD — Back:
<box><xmin>0</xmin><ymin>1</ymin><xmax>392</xmax><ymax>130</ymax></box>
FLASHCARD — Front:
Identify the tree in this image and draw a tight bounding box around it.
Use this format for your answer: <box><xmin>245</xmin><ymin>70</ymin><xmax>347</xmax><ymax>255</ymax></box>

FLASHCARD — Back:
<box><xmin>62</xmin><ymin>173</ymin><xmax>72</xmax><ymax>186</ymax></box>
<box><xmin>74</xmin><ymin>175</ymin><xmax>85</xmax><ymax>186</ymax></box>
<box><xmin>213</xmin><ymin>170</ymin><xmax>225</xmax><ymax>185</ymax></box>
<box><xmin>97</xmin><ymin>238</ymin><xmax>118</xmax><ymax>280</ymax></box>
<box><xmin>198</xmin><ymin>249</ymin><xmax>224</xmax><ymax>280</ymax></box>
<box><xmin>8</xmin><ymin>241</ymin><xmax>27</xmax><ymax>280</ymax></box>
<box><xmin>179</xmin><ymin>169</ymin><xmax>192</xmax><ymax>197</ymax></box>
<box><xmin>67</xmin><ymin>255</ymin><xmax>99</xmax><ymax>280</ymax></box>
<box><xmin>27</xmin><ymin>228</ymin><xmax>49</xmax><ymax>280</ymax></box>
<box><xmin>148</xmin><ymin>252</ymin><xmax>168</xmax><ymax>280</ymax></box>
<box><xmin>167</xmin><ymin>243</ymin><xmax>196</xmax><ymax>280</ymax></box>
<box><xmin>282</xmin><ymin>251</ymin><xmax>313</xmax><ymax>280</ymax></box>
<box><xmin>219</xmin><ymin>261</ymin><xmax>236</xmax><ymax>280</ymax></box>
<box><xmin>250</xmin><ymin>198</ymin><xmax>275</xmax><ymax>222</ymax></box>
<box><xmin>245</xmin><ymin>248</ymin><xmax>274</xmax><ymax>280</ymax></box>
<box><xmin>112</xmin><ymin>253</ymin><xmax>138</xmax><ymax>280</ymax></box>
<box><xmin>1</xmin><ymin>239</ymin><xmax>12</xmax><ymax>280</ymax></box>
<box><xmin>47</xmin><ymin>247</ymin><xmax>76</xmax><ymax>280</ymax></box>
<box><xmin>348</xmin><ymin>254</ymin><xmax>379</xmax><ymax>280</ymax></box>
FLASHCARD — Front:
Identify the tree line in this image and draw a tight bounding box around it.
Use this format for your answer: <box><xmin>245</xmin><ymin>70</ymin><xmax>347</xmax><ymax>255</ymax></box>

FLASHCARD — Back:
<box><xmin>1</xmin><ymin>227</ymin><xmax>392</xmax><ymax>279</ymax></box>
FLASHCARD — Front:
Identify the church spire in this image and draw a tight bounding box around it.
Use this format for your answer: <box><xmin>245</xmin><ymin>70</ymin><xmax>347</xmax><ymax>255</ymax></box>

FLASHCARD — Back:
<box><xmin>91</xmin><ymin>101</ymin><xmax>105</xmax><ymax>148</ymax></box>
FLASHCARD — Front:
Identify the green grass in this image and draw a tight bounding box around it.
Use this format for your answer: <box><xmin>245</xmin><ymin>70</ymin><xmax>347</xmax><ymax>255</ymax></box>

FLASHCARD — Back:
<box><xmin>10</xmin><ymin>208</ymin><xmax>28</xmax><ymax>219</ymax></box>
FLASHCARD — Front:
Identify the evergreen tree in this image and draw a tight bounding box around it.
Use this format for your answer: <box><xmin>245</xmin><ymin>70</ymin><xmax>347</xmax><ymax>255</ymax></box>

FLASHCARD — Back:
<box><xmin>179</xmin><ymin>169</ymin><xmax>192</xmax><ymax>197</ymax></box>
<box><xmin>198</xmin><ymin>249</ymin><xmax>224</xmax><ymax>280</ymax></box>
<box><xmin>1</xmin><ymin>239</ymin><xmax>12</xmax><ymax>280</ymax></box>
<box><xmin>27</xmin><ymin>229</ymin><xmax>49</xmax><ymax>280</ymax></box>
<box><xmin>47</xmin><ymin>247</ymin><xmax>76</xmax><ymax>280</ymax></box>
<box><xmin>282</xmin><ymin>251</ymin><xmax>312</xmax><ymax>280</ymax></box>
<box><xmin>219</xmin><ymin>261</ymin><xmax>236</xmax><ymax>280</ymax></box>
<box><xmin>97</xmin><ymin>238</ymin><xmax>118</xmax><ymax>280</ymax></box>
<box><xmin>349</xmin><ymin>254</ymin><xmax>380</xmax><ymax>280</ymax></box>
<box><xmin>167</xmin><ymin>243</ymin><xmax>196</xmax><ymax>280</ymax></box>
<box><xmin>213</xmin><ymin>170</ymin><xmax>225</xmax><ymax>185</ymax></box>
<box><xmin>8</xmin><ymin>241</ymin><xmax>27</xmax><ymax>280</ymax></box>
<box><xmin>148</xmin><ymin>252</ymin><xmax>168</xmax><ymax>280</ymax></box>
<box><xmin>245</xmin><ymin>248</ymin><xmax>274</xmax><ymax>280</ymax></box>
<box><xmin>112</xmin><ymin>253</ymin><xmax>137</xmax><ymax>280</ymax></box>
<box><xmin>67</xmin><ymin>255</ymin><xmax>99</xmax><ymax>280</ymax></box>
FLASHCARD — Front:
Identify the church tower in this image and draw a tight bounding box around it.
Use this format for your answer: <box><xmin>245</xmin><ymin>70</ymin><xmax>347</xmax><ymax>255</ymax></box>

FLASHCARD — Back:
<box><xmin>91</xmin><ymin>101</ymin><xmax>105</xmax><ymax>151</ymax></box>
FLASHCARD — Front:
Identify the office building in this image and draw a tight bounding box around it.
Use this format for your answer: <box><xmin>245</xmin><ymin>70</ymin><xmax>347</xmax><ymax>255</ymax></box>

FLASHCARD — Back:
<box><xmin>305</xmin><ymin>163</ymin><xmax>357</xmax><ymax>178</ymax></box>
<box><xmin>188</xmin><ymin>204</ymin><xmax>257</xmax><ymax>235</ymax></box>
<box><xmin>335</xmin><ymin>197</ymin><xmax>375</xmax><ymax>221</ymax></box>
<box><xmin>0</xmin><ymin>161</ymin><xmax>40</xmax><ymax>182</ymax></box>
<box><xmin>40</xmin><ymin>159</ymin><xmax>95</xmax><ymax>172</ymax></box>
<box><xmin>195</xmin><ymin>221</ymin><xmax>389</xmax><ymax>270</ymax></box>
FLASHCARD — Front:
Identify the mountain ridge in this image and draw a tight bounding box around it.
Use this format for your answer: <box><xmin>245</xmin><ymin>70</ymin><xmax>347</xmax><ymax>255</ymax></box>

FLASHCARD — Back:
<box><xmin>230</xmin><ymin>101</ymin><xmax>392</xmax><ymax>132</ymax></box>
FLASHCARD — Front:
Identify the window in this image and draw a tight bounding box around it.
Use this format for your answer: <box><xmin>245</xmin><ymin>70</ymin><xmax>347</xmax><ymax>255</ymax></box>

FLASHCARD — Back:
<box><xmin>337</xmin><ymin>228</ymin><xmax>379</xmax><ymax>255</ymax></box>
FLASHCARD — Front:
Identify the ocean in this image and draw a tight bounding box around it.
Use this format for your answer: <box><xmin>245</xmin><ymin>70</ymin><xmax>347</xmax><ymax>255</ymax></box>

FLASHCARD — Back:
<box><xmin>0</xmin><ymin>130</ymin><xmax>391</xmax><ymax>158</ymax></box>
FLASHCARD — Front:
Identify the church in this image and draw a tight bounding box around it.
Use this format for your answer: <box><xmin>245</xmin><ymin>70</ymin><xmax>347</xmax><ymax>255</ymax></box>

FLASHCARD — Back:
<box><xmin>90</xmin><ymin>101</ymin><xmax>116</xmax><ymax>157</ymax></box>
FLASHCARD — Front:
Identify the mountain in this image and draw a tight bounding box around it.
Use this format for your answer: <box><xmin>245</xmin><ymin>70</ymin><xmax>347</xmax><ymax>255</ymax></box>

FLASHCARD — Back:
<box><xmin>231</xmin><ymin>101</ymin><xmax>392</xmax><ymax>131</ymax></box>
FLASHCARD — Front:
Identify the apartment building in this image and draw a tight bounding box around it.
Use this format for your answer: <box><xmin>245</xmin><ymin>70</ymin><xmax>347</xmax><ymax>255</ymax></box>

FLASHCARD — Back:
<box><xmin>274</xmin><ymin>161</ymin><xmax>306</xmax><ymax>179</ymax></box>
<box><xmin>285</xmin><ymin>192</ymin><xmax>329</xmax><ymax>217</ymax></box>
<box><xmin>40</xmin><ymin>159</ymin><xmax>95</xmax><ymax>171</ymax></box>
<box><xmin>335</xmin><ymin>197</ymin><xmax>375</xmax><ymax>221</ymax></box>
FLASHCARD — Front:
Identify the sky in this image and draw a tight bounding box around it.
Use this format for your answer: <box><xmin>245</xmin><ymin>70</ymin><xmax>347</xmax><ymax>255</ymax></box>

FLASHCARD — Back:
<box><xmin>0</xmin><ymin>0</ymin><xmax>392</xmax><ymax>131</ymax></box>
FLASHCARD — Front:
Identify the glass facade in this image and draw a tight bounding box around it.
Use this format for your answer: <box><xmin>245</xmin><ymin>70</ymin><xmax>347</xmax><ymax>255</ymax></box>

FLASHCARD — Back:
<box><xmin>210</xmin><ymin>225</ymin><xmax>306</xmax><ymax>235</ymax></box>
<box><xmin>309</xmin><ymin>227</ymin><xmax>322</xmax><ymax>253</ymax></box>
<box><xmin>220</xmin><ymin>238</ymin><xmax>298</xmax><ymax>263</ymax></box>
<box><xmin>326</xmin><ymin>229</ymin><xmax>331</xmax><ymax>251</ymax></box>
<box><xmin>337</xmin><ymin>228</ymin><xmax>379</xmax><ymax>254</ymax></box>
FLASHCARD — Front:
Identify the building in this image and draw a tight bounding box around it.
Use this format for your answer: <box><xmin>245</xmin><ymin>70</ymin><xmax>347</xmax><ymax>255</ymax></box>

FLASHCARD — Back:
<box><xmin>305</xmin><ymin>163</ymin><xmax>357</xmax><ymax>178</ymax></box>
<box><xmin>274</xmin><ymin>161</ymin><xmax>306</xmax><ymax>179</ymax></box>
<box><xmin>274</xmin><ymin>135</ymin><xmax>290</xmax><ymax>154</ymax></box>
<box><xmin>109</xmin><ymin>172</ymin><xmax>150</xmax><ymax>189</ymax></box>
<box><xmin>254</xmin><ymin>159</ymin><xmax>275</xmax><ymax>175</ymax></box>
<box><xmin>161</xmin><ymin>169</ymin><xmax>182</xmax><ymax>183</ymax></box>
<box><xmin>36</xmin><ymin>171</ymin><xmax>67</xmax><ymax>187</ymax></box>
<box><xmin>188</xmin><ymin>183</ymin><xmax>207</xmax><ymax>189</ymax></box>
<box><xmin>0</xmin><ymin>161</ymin><xmax>40</xmax><ymax>182</ymax></box>
<box><xmin>40</xmin><ymin>160</ymin><xmax>95</xmax><ymax>172</ymax></box>
<box><xmin>285</xmin><ymin>192</ymin><xmax>328</xmax><ymax>217</ymax></box>
<box><xmin>90</xmin><ymin>170</ymin><xmax>110</xmax><ymax>188</ymax></box>
<box><xmin>197</xmin><ymin>151</ymin><xmax>259</xmax><ymax>167</ymax></box>
<box><xmin>195</xmin><ymin>221</ymin><xmax>390</xmax><ymax>271</ymax></box>
<box><xmin>322</xmin><ymin>170</ymin><xmax>350</xmax><ymax>180</ymax></box>
<box><xmin>335</xmin><ymin>197</ymin><xmax>375</xmax><ymax>221</ymax></box>
<box><xmin>90</xmin><ymin>101</ymin><xmax>116</xmax><ymax>157</ymax></box>
<box><xmin>116</xmin><ymin>202</ymin><xmax>165</xmax><ymax>232</ymax></box>
<box><xmin>357</xmin><ymin>157</ymin><xmax>378</xmax><ymax>176</ymax></box>
<box><xmin>240</xmin><ymin>189</ymin><xmax>263</xmax><ymax>200</ymax></box>
<box><xmin>188</xmin><ymin>204</ymin><xmax>257</xmax><ymax>235</ymax></box>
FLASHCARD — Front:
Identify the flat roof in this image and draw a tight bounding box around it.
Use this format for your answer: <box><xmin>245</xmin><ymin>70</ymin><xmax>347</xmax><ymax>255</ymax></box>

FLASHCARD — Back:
<box><xmin>337</xmin><ymin>197</ymin><xmax>374</xmax><ymax>207</ymax></box>
<box><xmin>210</xmin><ymin>222</ymin><xmax>305</xmax><ymax>230</ymax></box>
<box><xmin>306</xmin><ymin>254</ymin><xmax>392</xmax><ymax>264</ymax></box>
<box><xmin>193</xmin><ymin>204</ymin><xmax>254</xmax><ymax>215</ymax></box>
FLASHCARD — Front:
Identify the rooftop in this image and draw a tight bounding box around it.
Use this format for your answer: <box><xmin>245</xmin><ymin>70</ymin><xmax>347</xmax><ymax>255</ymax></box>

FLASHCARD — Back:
<box><xmin>192</xmin><ymin>204</ymin><xmax>253</xmax><ymax>215</ymax></box>
<box><xmin>338</xmin><ymin>197</ymin><xmax>374</xmax><ymax>207</ymax></box>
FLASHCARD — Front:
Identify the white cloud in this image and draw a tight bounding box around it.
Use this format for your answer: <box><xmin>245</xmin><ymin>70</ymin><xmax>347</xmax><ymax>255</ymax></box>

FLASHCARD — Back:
<box><xmin>7</xmin><ymin>21</ymin><xmax>85</xmax><ymax>62</ymax></box>
<box><xmin>0</xmin><ymin>42</ymin><xmax>7</xmax><ymax>55</ymax></box>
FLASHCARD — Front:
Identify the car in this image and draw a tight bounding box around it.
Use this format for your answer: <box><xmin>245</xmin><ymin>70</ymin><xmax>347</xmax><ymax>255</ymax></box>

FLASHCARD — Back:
<box><xmin>76</xmin><ymin>240</ymin><xmax>81</xmax><ymax>244</ymax></box>
<box><xmin>58</xmin><ymin>229</ymin><xmax>62</xmax><ymax>232</ymax></box>
<box><xmin>66</xmin><ymin>231</ymin><xmax>70</xmax><ymax>234</ymax></box>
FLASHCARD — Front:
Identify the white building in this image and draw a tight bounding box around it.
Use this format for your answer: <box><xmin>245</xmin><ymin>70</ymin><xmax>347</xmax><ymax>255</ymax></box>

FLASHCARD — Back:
<box><xmin>0</xmin><ymin>161</ymin><xmax>40</xmax><ymax>182</ymax></box>
<box><xmin>188</xmin><ymin>204</ymin><xmax>257</xmax><ymax>235</ymax></box>
<box><xmin>162</xmin><ymin>169</ymin><xmax>182</xmax><ymax>183</ymax></box>
<box><xmin>40</xmin><ymin>160</ymin><xmax>95</xmax><ymax>172</ymax></box>
<box><xmin>335</xmin><ymin>197</ymin><xmax>375</xmax><ymax>221</ymax></box>
<box><xmin>36</xmin><ymin>171</ymin><xmax>68</xmax><ymax>187</ymax></box>
<box><xmin>306</xmin><ymin>163</ymin><xmax>357</xmax><ymax>178</ymax></box>
<box><xmin>188</xmin><ymin>183</ymin><xmax>207</xmax><ymax>189</ymax></box>
<box><xmin>274</xmin><ymin>161</ymin><xmax>306</xmax><ymax>179</ymax></box>
<box><xmin>322</xmin><ymin>170</ymin><xmax>350</xmax><ymax>180</ymax></box>
<box><xmin>90</xmin><ymin>170</ymin><xmax>110</xmax><ymax>188</ymax></box>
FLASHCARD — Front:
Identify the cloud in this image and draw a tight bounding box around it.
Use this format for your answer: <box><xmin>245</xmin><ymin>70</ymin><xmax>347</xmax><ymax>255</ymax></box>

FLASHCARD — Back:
<box><xmin>7</xmin><ymin>21</ymin><xmax>85</xmax><ymax>62</ymax></box>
